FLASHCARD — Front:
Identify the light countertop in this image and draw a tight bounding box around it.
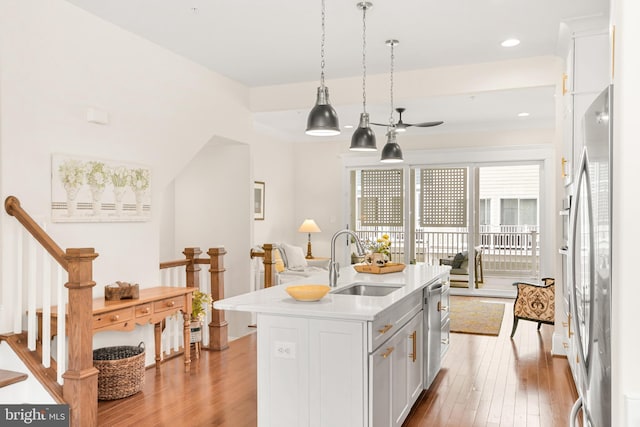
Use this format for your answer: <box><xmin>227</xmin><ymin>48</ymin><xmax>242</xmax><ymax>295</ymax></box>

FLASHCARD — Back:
<box><xmin>214</xmin><ymin>263</ymin><xmax>450</xmax><ymax>321</ymax></box>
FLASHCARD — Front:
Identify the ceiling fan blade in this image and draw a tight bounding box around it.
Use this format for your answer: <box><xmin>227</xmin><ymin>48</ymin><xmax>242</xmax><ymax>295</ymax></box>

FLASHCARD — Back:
<box><xmin>371</xmin><ymin>122</ymin><xmax>390</xmax><ymax>127</ymax></box>
<box><xmin>412</xmin><ymin>121</ymin><xmax>444</xmax><ymax>128</ymax></box>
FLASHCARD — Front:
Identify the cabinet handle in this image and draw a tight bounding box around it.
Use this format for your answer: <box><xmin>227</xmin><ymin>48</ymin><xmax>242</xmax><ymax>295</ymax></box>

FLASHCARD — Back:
<box><xmin>166</xmin><ymin>301</ymin><xmax>175</xmax><ymax>308</ymax></box>
<box><xmin>110</xmin><ymin>315</ymin><xmax>119</xmax><ymax>322</ymax></box>
<box><xmin>437</xmin><ymin>301</ymin><xmax>449</xmax><ymax>312</ymax></box>
<box><xmin>562</xmin><ymin>73</ymin><xmax>568</xmax><ymax>95</ymax></box>
<box><xmin>378</xmin><ymin>324</ymin><xmax>393</xmax><ymax>334</ymax></box>
<box><xmin>561</xmin><ymin>157</ymin><xmax>568</xmax><ymax>178</ymax></box>
<box><xmin>381</xmin><ymin>347</ymin><xmax>394</xmax><ymax>359</ymax></box>
<box><xmin>441</xmin><ymin>338</ymin><xmax>449</xmax><ymax>345</ymax></box>
<box><xmin>563</xmin><ymin>343</ymin><xmax>569</xmax><ymax>349</ymax></box>
<box><xmin>568</xmin><ymin>313</ymin><xmax>574</xmax><ymax>337</ymax></box>
<box><xmin>409</xmin><ymin>331</ymin><xmax>417</xmax><ymax>362</ymax></box>
<box><xmin>142</xmin><ymin>307</ymin><xmax>150</xmax><ymax>314</ymax></box>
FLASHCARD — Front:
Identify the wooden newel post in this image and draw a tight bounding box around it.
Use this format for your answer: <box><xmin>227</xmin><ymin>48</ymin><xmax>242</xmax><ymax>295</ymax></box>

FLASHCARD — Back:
<box><xmin>183</xmin><ymin>247</ymin><xmax>202</xmax><ymax>289</ymax></box>
<box><xmin>62</xmin><ymin>248</ymin><xmax>99</xmax><ymax>427</ymax></box>
<box><xmin>207</xmin><ymin>247</ymin><xmax>228</xmax><ymax>351</ymax></box>
<box><xmin>262</xmin><ymin>243</ymin><xmax>276</xmax><ymax>288</ymax></box>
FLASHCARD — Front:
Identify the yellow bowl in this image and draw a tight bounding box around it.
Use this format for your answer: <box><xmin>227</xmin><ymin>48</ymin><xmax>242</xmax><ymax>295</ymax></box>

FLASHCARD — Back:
<box><xmin>286</xmin><ymin>285</ymin><xmax>330</xmax><ymax>302</ymax></box>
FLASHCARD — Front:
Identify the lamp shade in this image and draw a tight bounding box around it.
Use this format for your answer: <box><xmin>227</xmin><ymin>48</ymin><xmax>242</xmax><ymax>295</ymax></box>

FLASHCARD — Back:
<box><xmin>298</xmin><ymin>219</ymin><xmax>321</xmax><ymax>233</ymax></box>
<box><xmin>349</xmin><ymin>113</ymin><xmax>377</xmax><ymax>151</ymax></box>
<box><xmin>306</xmin><ymin>87</ymin><xmax>340</xmax><ymax>136</ymax></box>
<box><xmin>380</xmin><ymin>131</ymin><xmax>403</xmax><ymax>163</ymax></box>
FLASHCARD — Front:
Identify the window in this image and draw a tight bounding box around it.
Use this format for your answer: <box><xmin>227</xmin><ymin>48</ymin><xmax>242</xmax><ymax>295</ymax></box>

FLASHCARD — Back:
<box><xmin>500</xmin><ymin>198</ymin><xmax>537</xmax><ymax>225</ymax></box>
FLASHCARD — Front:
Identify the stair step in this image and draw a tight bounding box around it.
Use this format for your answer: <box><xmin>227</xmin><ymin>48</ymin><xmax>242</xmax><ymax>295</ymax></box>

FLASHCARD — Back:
<box><xmin>0</xmin><ymin>369</ymin><xmax>28</xmax><ymax>388</ymax></box>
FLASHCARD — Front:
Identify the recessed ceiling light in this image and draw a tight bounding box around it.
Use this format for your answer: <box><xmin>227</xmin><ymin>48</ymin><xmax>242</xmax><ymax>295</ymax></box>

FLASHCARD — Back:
<box><xmin>518</xmin><ymin>112</ymin><xmax>530</xmax><ymax>117</ymax></box>
<box><xmin>501</xmin><ymin>38</ymin><xmax>520</xmax><ymax>48</ymax></box>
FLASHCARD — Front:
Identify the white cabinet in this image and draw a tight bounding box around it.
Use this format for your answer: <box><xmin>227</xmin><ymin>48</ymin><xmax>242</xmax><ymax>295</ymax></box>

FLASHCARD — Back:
<box><xmin>561</xmin><ymin>29</ymin><xmax>610</xmax><ymax>186</ymax></box>
<box><xmin>370</xmin><ymin>310</ymin><xmax>423</xmax><ymax>427</ymax></box>
<box><xmin>257</xmin><ymin>314</ymin><xmax>366</xmax><ymax>427</ymax></box>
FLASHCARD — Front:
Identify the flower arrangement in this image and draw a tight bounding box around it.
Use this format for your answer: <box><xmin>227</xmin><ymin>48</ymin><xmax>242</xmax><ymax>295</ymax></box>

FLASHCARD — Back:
<box><xmin>364</xmin><ymin>234</ymin><xmax>391</xmax><ymax>265</ymax></box>
<box><xmin>86</xmin><ymin>161</ymin><xmax>110</xmax><ymax>189</ymax></box>
<box><xmin>59</xmin><ymin>159</ymin><xmax>86</xmax><ymax>189</ymax></box>
<box><xmin>365</xmin><ymin>233</ymin><xmax>391</xmax><ymax>256</ymax></box>
<box><xmin>130</xmin><ymin>168</ymin><xmax>150</xmax><ymax>192</ymax></box>
<box><xmin>111</xmin><ymin>166</ymin><xmax>130</xmax><ymax>187</ymax></box>
<box><xmin>191</xmin><ymin>290</ymin><xmax>212</xmax><ymax>322</ymax></box>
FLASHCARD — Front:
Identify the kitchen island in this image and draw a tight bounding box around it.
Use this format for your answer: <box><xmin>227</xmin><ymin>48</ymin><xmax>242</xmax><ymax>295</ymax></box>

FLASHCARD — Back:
<box><xmin>214</xmin><ymin>263</ymin><xmax>450</xmax><ymax>427</ymax></box>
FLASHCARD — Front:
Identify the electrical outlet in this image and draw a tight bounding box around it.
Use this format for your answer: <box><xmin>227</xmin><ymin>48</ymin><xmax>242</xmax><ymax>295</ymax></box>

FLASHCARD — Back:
<box><xmin>274</xmin><ymin>341</ymin><xmax>296</xmax><ymax>359</ymax></box>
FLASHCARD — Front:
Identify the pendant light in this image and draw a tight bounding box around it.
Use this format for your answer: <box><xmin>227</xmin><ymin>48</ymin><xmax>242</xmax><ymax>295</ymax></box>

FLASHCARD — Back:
<box><xmin>380</xmin><ymin>39</ymin><xmax>403</xmax><ymax>163</ymax></box>
<box><xmin>306</xmin><ymin>0</ymin><xmax>340</xmax><ymax>136</ymax></box>
<box><xmin>349</xmin><ymin>2</ymin><xmax>377</xmax><ymax>151</ymax></box>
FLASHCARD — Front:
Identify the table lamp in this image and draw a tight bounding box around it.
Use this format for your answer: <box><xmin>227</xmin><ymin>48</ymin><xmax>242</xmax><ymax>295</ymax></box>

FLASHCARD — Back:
<box><xmin>298</xmin><ymin>219</ymin><xmax>321</xmax><ymax>259</ymax></box>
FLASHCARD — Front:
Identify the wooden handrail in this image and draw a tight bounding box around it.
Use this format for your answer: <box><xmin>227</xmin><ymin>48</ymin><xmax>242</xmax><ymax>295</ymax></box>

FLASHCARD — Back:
<box><xmin>159</xmin><ymin>259</ymin><xmax>191</xmax><ymax>269</ymax></box>
<box><xmin>4</xmin><ymin>196</ymin><xmax>68</xmax><ymax>271</ymax></box>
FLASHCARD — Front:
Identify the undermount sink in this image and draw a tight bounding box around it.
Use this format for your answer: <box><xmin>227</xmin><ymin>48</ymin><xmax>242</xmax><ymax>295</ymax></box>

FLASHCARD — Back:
<box><xmin>331</xmin><ymin>282</ymin><xmax>403</xmax><ymax>297</ymax></box>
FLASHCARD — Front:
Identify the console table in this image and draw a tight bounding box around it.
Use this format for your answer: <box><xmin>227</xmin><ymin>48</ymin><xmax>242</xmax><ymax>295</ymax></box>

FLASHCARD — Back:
<box><xmin>37</xmin><ymin>286</ymin><xmax>196</xmax><ymax>372</ymax></box>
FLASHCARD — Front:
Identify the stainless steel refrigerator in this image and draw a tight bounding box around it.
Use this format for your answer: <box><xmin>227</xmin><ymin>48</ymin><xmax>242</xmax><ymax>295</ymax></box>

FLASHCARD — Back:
<box><xmin>569</xmin><ymin>84</ymin><xmax>612</xmax><ymax>427</ymax></box>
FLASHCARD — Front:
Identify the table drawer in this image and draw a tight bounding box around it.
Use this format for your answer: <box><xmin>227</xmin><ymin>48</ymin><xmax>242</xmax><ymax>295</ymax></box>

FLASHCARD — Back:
<box><xmin>135</xmin><ymin>303</ymin><xmax>153</xmax><ymax>318</ymax></box>
<box><xmin>154</xmin><ymin>296</ymin><xmax>185</xmax><ymax>313</ymax></box>
<box><xmin>93</xmin><ymin>307</ymin><xmax>134</xmax><ymax>329</ymax></box>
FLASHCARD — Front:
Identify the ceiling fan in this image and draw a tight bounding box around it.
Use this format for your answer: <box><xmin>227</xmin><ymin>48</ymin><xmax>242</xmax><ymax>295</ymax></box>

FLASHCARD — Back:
<box><xmin>372</xmin><ymin>107</ymin><xmax>444</xmax><ymax>132</ymax></box>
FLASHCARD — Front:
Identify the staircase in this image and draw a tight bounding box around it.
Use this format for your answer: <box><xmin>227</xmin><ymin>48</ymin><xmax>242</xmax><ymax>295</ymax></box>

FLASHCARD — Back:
<box><xmin>2</xmin><ymin>195</ymin><xmax>230</xmax><ymax>426</ymax></box>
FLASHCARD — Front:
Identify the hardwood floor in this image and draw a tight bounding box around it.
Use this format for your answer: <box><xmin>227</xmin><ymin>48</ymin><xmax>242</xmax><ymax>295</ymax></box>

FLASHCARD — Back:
<box><xmin>97</xmin><ymin>299</ymin><xmax>577</xmax><ymax>427</ymax></box>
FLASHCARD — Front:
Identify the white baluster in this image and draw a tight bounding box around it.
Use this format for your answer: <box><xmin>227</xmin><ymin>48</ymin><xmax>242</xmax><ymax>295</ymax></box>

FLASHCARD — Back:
<box><xmin>27</xmin><ymin>236</ymin><xmax>37</xmax><ymax>351</ymax></box>
<box><xmin>41</xmin><ymin>245</ymin><xmax>51</xmax><ymax>367</ymax></box>
<box><xmin>56</xmin><ymin>264</ymin><xmax>66</xmax><ymax>384</ymax></box>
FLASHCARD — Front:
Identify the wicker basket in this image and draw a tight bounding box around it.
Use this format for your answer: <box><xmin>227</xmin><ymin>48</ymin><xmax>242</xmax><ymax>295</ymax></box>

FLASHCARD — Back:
<box><xmin>93</xmin><ymin>342</ymin><xmax>145</xmax><ymax>400</ymax></box>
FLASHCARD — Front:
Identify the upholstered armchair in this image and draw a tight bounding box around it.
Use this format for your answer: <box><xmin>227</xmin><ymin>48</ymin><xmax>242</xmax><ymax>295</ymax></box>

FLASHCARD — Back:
<box><xmin>510</xmin><ymin>277</ymin><xmax>555</xmax><ymax>338</ymax></box>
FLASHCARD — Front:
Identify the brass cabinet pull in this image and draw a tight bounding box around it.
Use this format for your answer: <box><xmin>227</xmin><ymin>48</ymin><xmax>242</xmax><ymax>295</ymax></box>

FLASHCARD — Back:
<box><xmin>438</xmin><ymin>301</ymin><xmax>449</xmax><ymax>312</ymax></box>
<box><xmin>110</xmin><ymin>315</ymin><xmax>119</xmax><ymax>322</ymax></box>
<box><xmin>142</xmin><ymin>307</ymin><xmax>150</xmax><ymax>314</ymax></box>
<box><xmin>166</xmin><ymin>301</ymin><xmax>175</xmax><ymax>307</ymax></box>
<box><xmin>381</xmin><ymin>347</ymin><xmax>394</xmax><ymax>359</ymax></box>
<box><xmin>378</xmin><ymin>324</ymin><xmax>393</xmax><ymax>334</ymax></box>
<box><xmin>563</xmin><ymin>343</ymin><xmax>569</xmax><ymax>349</ymax></box>
<box><xmin>568</xmin><ymin>313</ymin><xmax>574</xmax><ymax>338</ymax></box>
<box><xmin>409</xmin><ymin>331</ymin><xmax>417</xmax><ymax>362</ymax></box>
<box><xmin>562</xmin><ymin>73</ymin><xmax>568</xmax><ymax>95</ymax></box>
<box><xmin>561</xmin><ymin>157</ymin><xmax>568</xmax><ymax>178</ymax></box>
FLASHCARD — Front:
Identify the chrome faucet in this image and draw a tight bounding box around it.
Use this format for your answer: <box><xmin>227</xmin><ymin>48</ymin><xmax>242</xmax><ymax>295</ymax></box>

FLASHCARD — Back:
<box><xmin>329</xmin><ymin>229</ymin><xmax>366</xmax><ymax>287</ymax></box>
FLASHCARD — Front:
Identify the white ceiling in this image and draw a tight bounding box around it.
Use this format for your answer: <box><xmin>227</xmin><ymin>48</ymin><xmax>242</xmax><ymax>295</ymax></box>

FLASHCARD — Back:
<box><xmin>65</xmin><ymin>0</ymin><xmax>609</xmax><ymax>140</ymax></box>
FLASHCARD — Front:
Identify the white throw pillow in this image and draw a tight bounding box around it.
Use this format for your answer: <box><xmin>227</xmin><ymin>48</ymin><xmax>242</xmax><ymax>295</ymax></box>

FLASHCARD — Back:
<box><xmin>282</xmin><ymin>243</ymin><xmax>308</xmax><ymax>269</ymax></box>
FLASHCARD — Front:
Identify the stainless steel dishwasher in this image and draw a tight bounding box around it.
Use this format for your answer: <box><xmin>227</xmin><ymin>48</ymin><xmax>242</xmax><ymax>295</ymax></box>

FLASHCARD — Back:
<box><xmin>424</xmin><ymin>280</ymin><xmax>443</xmax><ymax>389</ymax></box>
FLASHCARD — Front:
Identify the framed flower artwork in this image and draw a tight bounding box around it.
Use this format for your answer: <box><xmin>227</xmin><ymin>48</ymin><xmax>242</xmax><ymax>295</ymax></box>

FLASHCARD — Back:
<box><xmin>51</xmin><ymin>154</ymin><xmax>151</xmax><ymax>222</ymax></box>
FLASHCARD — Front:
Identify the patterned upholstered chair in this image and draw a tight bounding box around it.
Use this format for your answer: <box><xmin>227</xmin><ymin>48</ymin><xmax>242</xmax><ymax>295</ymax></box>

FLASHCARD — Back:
<box><xmin>510</xmin><ymin>277</ymin><xmax>555</xmax><ymax>338</ymax></box>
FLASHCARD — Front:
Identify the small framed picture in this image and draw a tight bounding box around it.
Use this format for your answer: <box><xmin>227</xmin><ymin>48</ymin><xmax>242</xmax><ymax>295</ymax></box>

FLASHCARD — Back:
<box><xmin>254</xmin><ymin>181</ymin><xmax>265</xmax><ymax>220</ymax></box>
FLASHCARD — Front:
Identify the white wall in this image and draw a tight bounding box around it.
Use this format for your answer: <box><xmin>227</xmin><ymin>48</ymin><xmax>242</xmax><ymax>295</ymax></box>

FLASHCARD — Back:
<box><xmin>173</xmin><ymin>140</ymin><xmax>253</xmax><ymax>338</ymax></box>
<box><xmin>0</xmin><ymin>1</ymin><xmax>268</xmax><ymax>336</ymax></box>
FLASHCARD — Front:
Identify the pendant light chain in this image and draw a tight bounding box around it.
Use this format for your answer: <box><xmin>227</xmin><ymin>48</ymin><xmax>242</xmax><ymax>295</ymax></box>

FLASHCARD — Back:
<box><xmin>361</xmin><ymin>4</ymin><xmax>368</xmax><ymax>113</ymax></box>
<box><xmin>388</xmin><ymin>41</ymin><xmax>395</xmax><ymax>127</ymax></box>
<box><xmin>320</xmin><ymin>0</ymin><xmax>326</xmax><ymax>89</ymax></box>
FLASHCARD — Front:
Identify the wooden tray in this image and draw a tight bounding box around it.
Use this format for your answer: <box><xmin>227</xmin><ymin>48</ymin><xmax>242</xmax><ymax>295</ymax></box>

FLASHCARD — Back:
<box><xmin>353</xmin><ymin>262</ymin><xmax>406</xmax><ymax>274</ymax></box>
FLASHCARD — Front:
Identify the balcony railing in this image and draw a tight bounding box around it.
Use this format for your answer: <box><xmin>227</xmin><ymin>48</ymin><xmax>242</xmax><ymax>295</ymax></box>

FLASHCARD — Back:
<box><xmin>354</xmin><ymin>226</ymin><xmax>539</xmax><ymax>277</ymax></box>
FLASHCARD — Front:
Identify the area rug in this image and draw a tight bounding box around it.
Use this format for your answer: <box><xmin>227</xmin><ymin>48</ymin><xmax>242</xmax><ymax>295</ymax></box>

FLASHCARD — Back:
<box><xmin>449</xmin><ymin>296</ymin><xmax>505</xmax><ymax>336</ymax></box>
